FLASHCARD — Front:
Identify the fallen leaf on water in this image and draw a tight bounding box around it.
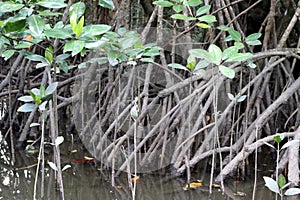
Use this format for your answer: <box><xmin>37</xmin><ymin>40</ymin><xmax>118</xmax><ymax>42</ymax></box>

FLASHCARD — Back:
<box><xmin>206</xmin><ymin>115</ymin><xmax>211</xmax><ymax>121</ymax></box>
<box><xmin>234</xmin><ymin>191</ymin><xmax>246</xmax><ymax>196</ymax></box>
<box><xmin>84</xmin><ymin>156</ymin><xmax>94</xmax><ymax>160</ymax></box>
<box><xmin>212</xmin><ymin>183</ymin><xmax>220</xmax><ymax>188</ymax></box>
<box><xmin>183</xmin><ymin>181</ymin><xmax>203</xmax><ymax>190</ymax></box>
<box><xmin>72</xmin><ymin>156</ymin><xmax>95</xmax><ymax>164</ymax></box>
<box><xmin>131</xmin><ymin>176</ymin><xmax>140</xmax><ymax>183</ymax></box>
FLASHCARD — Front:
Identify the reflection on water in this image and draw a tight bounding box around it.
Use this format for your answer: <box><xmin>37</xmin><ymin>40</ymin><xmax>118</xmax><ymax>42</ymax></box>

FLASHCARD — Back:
<box><xmin>0</xmin><ymin>141</ymin><xmax>277</xmax><ymax>200</ymax></box>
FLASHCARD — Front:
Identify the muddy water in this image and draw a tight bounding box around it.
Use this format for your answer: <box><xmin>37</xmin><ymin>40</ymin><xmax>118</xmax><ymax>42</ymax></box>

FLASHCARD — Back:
<box><xmin>0</xmin><ymin>139</ymin><xmax>279</xmax><ymax>200</ymax></box>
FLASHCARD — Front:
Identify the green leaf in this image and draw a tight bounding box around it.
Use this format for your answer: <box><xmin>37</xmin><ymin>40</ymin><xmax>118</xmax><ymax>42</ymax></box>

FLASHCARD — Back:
<box><xmin>3</xmin><ymin>20</ymin><xmax>26</xmax><ymax>33</ymax></box>
<box><xmin>234</xmin><ymin>42</ymin><xmax>244</xmax><ymax>49</ymax></box>
<box><xmin>187</xmin><ymin>0</ymin><xmax>202</xmax><ymax>7</ymax></box>
<box><xmin>14</xmin><ymin>42</ymin><xmax>32</xmax><ymax>49</ymax></box>
<box><xmin>171</xmin><ymin>14</ymin><xmax>197</xmax><ymax>21</ymax></box>
<box><xmin>75</xmin><ymin>16</ymin><xmax>84</xmax><ymax>38</ymax></box>
<box><xmin>27</xmin><ymin>15</ymin><xmax>45</xmax><ymax>38</ymax></box>
<box><xmin>38</xmin><ymin>10</ymin><xmax>62</xmax><ymax>17</ymax></box>
<box><xmin>36</xmin><ymin>63</ymin><xmax>49</xmax><ymax>68</ymax></box>
<box><xmin>168</xmin><ymin>63</ymin><xmax>189</xmax><ymax>71</ymax></box>
<box><xmin>70</xmin><ymin>13</ymin><xmax>77</xmax><ymax>34</ymax></box>
<box><xmin>193</xmin><ymin>69</ymin><xmax>206</xmax><ymax>76</ymax></box>
<box><xmin>208</xmin><ymin>44</ymin><xmax>222</xmax><ymax>65</ymax></box>
<box><xmin>246</xmin><ymin>40</ymin><xmax>262</xmax><ymax>46</ymax></box>
<box><xmin>130</xmin><ymin>105</ymin><xmax>139</xmax><ymax>120</ymax></box>
<box><xmin>45</xmin><ymin>46</ymin><xmax>53</xmax><ymax>64</ymax></box>
<box><xmin>2</xmin><ymin>50</ymin><xmax>16</xmax><ymax>61</ymax></box>
<box><xmin>186</xmin><ymin>62</ymin><xmax>195</xmax><ymax>70</ymax></box>
<box><xmin>227</xmin><ymin>93</ymin><xmax>235</xmax><ymax>101</ymax></box>
<box><xmin>44</xmin><ymin>29</ymin><xmax>73</xmax><ymax>39</ymax></box>
<box><xmin>31</xmin><ymin>88</ymin><xmax>41</xmax><ymax>96</ymax></box>
<box><xmin>39</xmin><ymin>101</ymin><xmax>47</xmax><ymax>111</ymax></box>
<box><xmin>263</xmin><ymin>176</ymin><xmax>280</xmax><ymax>194</ymax></box>
<box><xmin>245</xmin><ymin>33</ymin><xmax>262</xmax><ymax>41</ymax></box>
<box><xmin>69</xmin><ymin>2</ymin><xmax>86</xmax><ymax>19</ymax></box>
<box><xmin>196</xmin><ymin>5</ymin><xmax>211</xmax><ymax>16</ymax></box>
<box><xmin>247</xmin><ymin>60</ymin><xmax>256</xmax><ymax>68</ymax></box>
<box><xmin>194</xmin><ymin>60</ymin><xmax>210</xmax><ymax>70</ymax></box>
<box><xmin>18</xmin><ymin>96</ymin><xmax>34</xmax><ymax>102</ymax></box>
<box><xmin>99</xmin><ymin>0</ymin><xmax>115</xmax><ymax>9</ymax></box>
<box><xmin>57</xmin><ymin>61</ymin><xmax>69</xmax><ymax>72</ymax></box>
<box><xmin>189</xmin><ymin>49</ymin><xmax>214</xmax><ymax>63</ymax></box>
<box><xmin>285</xmin><ymin>188</ymin><xmax>300</xmax><ymax>196</ymax></box>
<box><xmin>55</xmin><ymin>54</ymin><xmax>70</xmax><ymax>62</ymax></box>
<box><xmin>25</xmin><ymin>54</ymin><xmax>47</xmax><ymax>63</ymax></box>
<box><xmin>46</xmin><ymin>82</ymin><xmax>58</xmax><ymax>96</ymax></box>
<box><xmin>37</xmin><ymin>0</ymin><xmax>67</xmax><ymax>9</ymax></box>
<box><xmin>117</xmin><ymin>27</ymin><xmax>126</xmax><ymax>36</ymax></box>
<box><xmin>228</xmin><ymin>29</ymin><xmax>241</xmax><ymax>42</ymax></box>
<box><xmin>153</xmin><ymin>1</ymin><xmax>174</xmax><ymax>7</ymax></box>
<box><xmin>140</xmin><ymin>58</ymin><xmax>154</xmax><ymax>63</ymax></box>
<box><xmin>143</xmin><ymin>48</ymin><xmax>160</xmax><ymax>56</ymax></box>
<box><xmin>274</xmin><ymin>134</ymin><xmax>284</xmax><ymax>143</ymax></box>
<box><xmin>219</xmin><ymin>65</ymin><xmax>235</xmax><ymax>79</ymax></box>
<box><xmin>278</xmin><ymin>174</ymin><xmax>286</xmax><ymax>189</ymax></box>
<box><xmin>217</xmin><ymin>25</ymin><xmax>230</xmax><ymax>31</ymax></box>
<box><xmin>17</xmin><ymin>103</ymin><xmax>36</xmax><ymax>112</ymax></box>
<box><xmin>81</xmin><ymin>24</ymin><xmax>111</xmax><ymax>37</ymax></box>
<box><xmin>226</xmin><ymin>53</ymin><xmax>252</xmax><ymax>62</ymax></box>
<box><xmin>198</xmin><ymin>15</ymin><xmax>216</xmax><ymax>23</ymax></box>
<box><xmin>173</xmin><ymin>4</ymin><xmax>184</xmax><ymax>13</ymax></box>
<box><xmin>0</xmin><ymin>2</ymin><xmax>24</xmax><ymax>13</ymax></box>
<box><xmin>237</xmin><ymin>95</ymin><xmax>247</xmax><ymax>102</ymax></box>
<box><xmin>222</xmin><ymin>46</ymin><xmax>239</xmax><ymax>61</ymax></box>
<box><xmin>85</xmin><ymin>39</ymin><xmax>107</xmax><ymax>49</ymax></box>
<box><xmin>63</xmin><ymin>40</ymin><xmax>85</xmax><ymax>57</ymax></box>
<box><xmin>40</xmin><ymin>85</ymin><xmax>46</xmax><ymax>97</ymax></box>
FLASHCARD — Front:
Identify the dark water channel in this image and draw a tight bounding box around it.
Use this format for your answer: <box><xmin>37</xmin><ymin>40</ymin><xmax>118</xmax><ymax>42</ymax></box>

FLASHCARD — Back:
<box><xmin>0</xmin><ymin>135</ymin><xmax>285</xmax><ymax>200</ymax></box>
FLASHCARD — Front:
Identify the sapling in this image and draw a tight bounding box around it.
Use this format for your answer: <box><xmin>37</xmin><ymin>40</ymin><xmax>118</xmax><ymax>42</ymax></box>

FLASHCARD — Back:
<box><xmin>263</xmin><ymin>134</ymin><xmax>300</xmax><ymax>199</ymax></box>
<box><xmin>17</xmin><ymin>82</ymin><xmax>63</xmax><ymax>200</ymax></box>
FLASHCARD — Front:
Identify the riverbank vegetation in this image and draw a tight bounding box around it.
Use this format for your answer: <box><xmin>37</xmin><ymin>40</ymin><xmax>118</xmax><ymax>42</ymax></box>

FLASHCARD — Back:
<box><xmin>1</xmin><ymin>0</ymin><xmax>300</xmax><ymax>199</ymax></box>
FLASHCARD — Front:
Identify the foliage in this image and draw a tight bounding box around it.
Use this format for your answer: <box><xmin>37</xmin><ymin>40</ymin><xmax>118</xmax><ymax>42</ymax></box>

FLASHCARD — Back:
<box><xmin>263</xmin><ymin>135</ymin><xmax>300</xmax><ymax>197</ymax></box>
<box><xmin>0</xmin><ymin>0</ymin><xmax>159</xmax><ymax>73</ymax></box>
<box><xmin>1</xmin><ymin>0</ymin><xmax>299</xmax><ymax>199</ymax></box>
<box><xmin>18</xmin><ymin>82</ymin><xmax>58</xmax><ymax>112</ymax></box>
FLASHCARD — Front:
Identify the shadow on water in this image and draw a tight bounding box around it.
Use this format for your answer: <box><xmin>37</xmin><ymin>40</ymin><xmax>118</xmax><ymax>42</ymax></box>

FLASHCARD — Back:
<box><xmin>0</xmin><ymin>137</ymin><xmax>281</xmax><ymax>200</ymax></box>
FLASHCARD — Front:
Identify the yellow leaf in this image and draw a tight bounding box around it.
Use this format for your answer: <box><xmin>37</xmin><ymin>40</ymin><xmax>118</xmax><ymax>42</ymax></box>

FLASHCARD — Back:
<box><xmin>212</xmin><ymin>183</ymin><xmax>220</xmax><ymax>188</ymax></box>
<box><xmin>197</xmin><ymin>23</ymin><xmax>211</xmax><ymax>29</ymax></box>
<box><xmin>184</xmin><ymin>181</ymin><xmax>203</xmax><ymax>190</ymax></box>
<box><xmin>190</xmin><ymin>182</ymin><xmax>202</xmax><ymax>188</ymax></box>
